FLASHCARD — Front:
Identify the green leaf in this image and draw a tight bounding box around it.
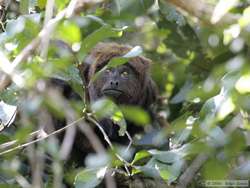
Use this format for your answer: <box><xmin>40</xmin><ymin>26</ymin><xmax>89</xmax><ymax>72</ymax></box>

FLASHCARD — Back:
<box><xmin>157</xmin><ymin>10</ymin><xmax>203</xmax><ymax>62</ymax></box>
<box><xmin>211</xmin><ymin>0</ymin><xmax>239</xmax><ymax>24</ymax></box>
<box><xmin>91</xmin><ymin>98</ymin><xmax>116</xmax><ymax>119</ymax></box>
<box><xmin>10</xmin><ymin>15</ymin><xmax>41</xmax><ymax>52</ymax></box>
<box><xmin>77</xmin><ymin>25</ymin><xmax>127</xmax><ymax>60</ymax></box>
<box><xmin>91</xmin><ymin>98</ymin><xmax>127</xmax><ymax>136</ymax></box>
<box><xmin>159</xmin><ymin>1</ymin><xmax>186</xmax><ymax>26</ymax></box>
<box><xmin>38</xmin><ymin>0</ymin><xmax>47</xmax><ymax>9</ymax></box>
<box><xmin>112</xmin><ymin>110</ymin><xmax>127</xmax><ymax>136</ymax></box>
<box><xmin>6</xmin><ymin>17</ymin><xmax>25</xmax><ymax>37</ymax></box>
<box><xmin>0</xmin><ymin>101</ymin><xmax>17</xmax><ymax>128</ymax></box>
<box><xmin>170</xmin><ymin>80</ymin><xmax>192</xmax><ymax>104</ymax></box>
<box><xmin>163</xmin><ymin>159</ymin><xmax>184</xmax><ymax>183</ymax></box>
<box><xmin>20</xmin><ymin>0</ymin><xmax>29</xmax><ymax>14</ymax></box>
<box><xmin>131</xmin><ymin>150</ymin><xmax>151</xmax><ymax>165</ymax></box>
<box><xmin>111</xmin><ymin>0</ymin><xmax>154</xmax><ymax>16</ymax></box>
<box><xmin>74</xmin><ymin>167</ymin><xmax>107</xmax><ymax>188</ymax></box>
<box><xmin>15</xmin><ymin>126</ymin><xmax>33</xmax><ymax>143</ymax></box>
<box><xmin>137</xmin><ymin>154</ymin><xmax>184</xmax><ymax>182</ymax></box>
<box><xmin>136</xmin><ymin>158</ymin><xmax>161</xmax><ymax>178</ymax></box>
<box><xmin>224</xmin><ymin>130</ymin><xmax>246</xmax><ymax>158</ymax></box>
<box><xmin>208</xmin><ymin>126</ymin><xmax>227</xmax><ymax>147</ymax></box>
<box><xmin>202</xmin><ymin>158</ymin><xmax>229</xmax><ymax>179</ymax></box>
<box><xmin>55</xmin><ymin>0</ymin><xmax>69</xmax><ymax>10</ymax></box>
<box><xmin>149</xmin><ymin>150</ymin><xmax>182</xmax><ymax>164</ymax></box>
<box><xmin>106</xmin><ymin>45</ymin><xmax>143</xmax><ymax>68</ymax></box>
<box><xmin>235</xmin><ymin>73</ymin><xmax>250</xmax><ymax>94</ymax></box>
<box><xmin>85</xmin><ymin>153</ymin><xmax>110</xmax><ymax>168</ymax></box>
<box><xmin>0</xmin><ymin>134</ymin><xmax>11</xmax><ymax>144</ymax></box>
<box><xmin>120</xmin><ymin>105</ymin><xmax>150</xmax><ymax>126</ymax></box>
<box><xmin>56</xmin><ymin>21</ymin><xmax>81</xmax><ymax>44</ymax></box>
<box><xmin>167</xmin><ymin>112</ymin><xmax>192</xmax><ymax>133</ymax></box>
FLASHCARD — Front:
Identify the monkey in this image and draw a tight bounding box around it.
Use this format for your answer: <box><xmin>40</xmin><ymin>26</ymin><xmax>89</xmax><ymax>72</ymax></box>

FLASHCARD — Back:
<box><xmin>41</xmin><ymin>42</ymin><xmax>161</xmax><ymax>169</ymax></box>
<box><xmin>78</xmin><ymin>42</ymin><xmax>158</xmax><ymax>143</ymax></box>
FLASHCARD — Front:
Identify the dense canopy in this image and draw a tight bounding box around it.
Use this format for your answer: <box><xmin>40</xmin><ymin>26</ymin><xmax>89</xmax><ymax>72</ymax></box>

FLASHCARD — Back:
<box><xmin>0</xmin><ymin>0</ymin><xmax>250</xmax><ymax>187</ymax></box>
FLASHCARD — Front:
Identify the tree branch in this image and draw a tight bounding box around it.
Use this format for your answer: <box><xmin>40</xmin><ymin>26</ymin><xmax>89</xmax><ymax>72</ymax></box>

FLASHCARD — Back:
<box><xmin>166</xmin><ymin>0</ymin><xmax>240</xmax><ymax>25</ymax></box>
<box><xmin>0</xmin><ymin>0</ymin><xmax>104</xmax><ymax>92</ymax></box>
<box><xmin>0</xmin><ymin>117</ymin><xmax>84</xmax><ymax>156</ymax></box>
<box><xmin>176</xmin><ymin>114</ymin><xmax>244</xmax><ymax>188</ymax></box>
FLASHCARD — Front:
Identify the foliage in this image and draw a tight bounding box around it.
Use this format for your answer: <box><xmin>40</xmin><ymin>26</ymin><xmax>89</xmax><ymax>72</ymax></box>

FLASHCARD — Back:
<box><xmin>1</xmin><ymin>0</ymin><xmax>250</xmax><ymax>187</ymax></box>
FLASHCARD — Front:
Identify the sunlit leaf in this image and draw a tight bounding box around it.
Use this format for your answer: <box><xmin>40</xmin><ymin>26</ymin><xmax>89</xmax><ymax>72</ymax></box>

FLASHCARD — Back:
<box><xmin>90</xmin><ymin>45</ymin><xmax>142</xmax><ymax>82</ymax></box>
<box><xmin>131</xmin><ymin>150</ymin><xmax>151</xmax><ymax>165</ymax></box>
<box><xmin>235</xmin><ymin>73</ymin><xmax>250</xmax><ymax>94</ymax></box>
<box><xmin>0</xmin><ymin>101</ymin><xmax>17</xmax><ymax>129</ymax></box>
<box><xmin>120</xmin><ymin>105</ymin><xmax>150</xmax><ymax>126</ymax></box>
<box><xmin>78</xmin><ymin>25</ymin><xmax>128</xmax><ymax>60</ymax></box>
<box><xmin>74</xmin><ymin>167</ymin><xmax>107</xmax><ymax>188</ymax></box>
<box><xmin>38</xmin><ymin>0</ymin><xmax>47</xmax><ymax>9</ymax></box>
<box><xmin>55</xmin><ymin>0</ymin><xmax>69</xmax><ymax>10</ymax></box>
<box><xmin>211</xmin><ymin>0</ymin><xmax>239</xmax><ymax>24</ymax></box>
<box><xmin>239</xmin><ymin>7</ymin><xmax>250</xmax><ymax>28</ymax></box>
<box><xmin>56</xmin><ymin>21</ymin><xmax>81</xmax><ymax>44</ymax></box>
<box><xmin>217</xmin><ymin>97</ymin><xmax>235</xmax><ymax>120</ymax></box>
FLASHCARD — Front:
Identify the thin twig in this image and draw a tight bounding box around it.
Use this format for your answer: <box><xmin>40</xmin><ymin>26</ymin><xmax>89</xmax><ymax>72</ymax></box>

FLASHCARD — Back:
<box><xmin>0</xmin><ymin>130</ymin><xmax>43</xmax><ymax>150</ymax></box>
<box><xmin>39</xmin><ymin>0</ymin><xmax>55</xmax><ymax>59</ymax></box>
<box><xmin>125</xmin><ymin>131</ymin><xmax>132</xmax><ymax>152</ymax></box>
<box><xmin>87</xmin><ymin>116</ymin><xmax>114</xmax><ymax>149</ymax></box>
<box><xmin>15</xmin><ymin>175</ymin><xmax>31</xmax><ymax>188</ymax></box>
<box><xmin>0</xmin><ymin>117</ymin><xmax>84</xmax><ymax>156</ymax></box>
<box><xmin>87</xmin><ymin>115</ymin><xmax>131</xmax><ymax>175</ymax></box>
<box><xmin>0</xmin><ymin>51</ymin><xmax>24</xmax><ymax>90</ymax></box>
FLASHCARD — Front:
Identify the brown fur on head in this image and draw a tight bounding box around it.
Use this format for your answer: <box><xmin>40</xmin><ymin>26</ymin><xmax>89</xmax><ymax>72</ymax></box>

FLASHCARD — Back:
<box><xmin>79</xmin><ymin>42</ymin><xmax>157</xmax><ymax>109</ymax></box>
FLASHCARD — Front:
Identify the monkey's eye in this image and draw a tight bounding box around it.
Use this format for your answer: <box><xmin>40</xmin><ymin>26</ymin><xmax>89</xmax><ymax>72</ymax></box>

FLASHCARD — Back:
<box><xmin>121</xmin><ymin>71</ymin><xmax>128</xmax><ymax>77</ymax></box>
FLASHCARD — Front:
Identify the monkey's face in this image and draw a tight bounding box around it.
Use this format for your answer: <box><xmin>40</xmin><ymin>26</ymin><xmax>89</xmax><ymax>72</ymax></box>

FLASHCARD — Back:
<box><xmin>89</xmin><ymin>64</ymin><xmax>143</xmax><ymax>105</ymax></box>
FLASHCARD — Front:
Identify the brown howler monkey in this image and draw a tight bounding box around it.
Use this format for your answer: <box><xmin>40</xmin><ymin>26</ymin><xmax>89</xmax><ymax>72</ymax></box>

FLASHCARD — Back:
<box><xmin>79</xmin><ymin>42</ymin><xmax>158</xmax><ymax>142</ymax></box>
<box><xmin>48</xmin><ymin>42</ymin><xmax>159</xmax><ymax>166</ymax></box>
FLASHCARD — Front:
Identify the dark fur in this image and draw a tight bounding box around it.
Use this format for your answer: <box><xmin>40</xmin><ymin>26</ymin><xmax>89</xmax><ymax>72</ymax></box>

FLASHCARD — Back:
<box><xmin>79</xmin><ymin>42</ymin><xmax>158</xmax><ymax>141</ymax></box>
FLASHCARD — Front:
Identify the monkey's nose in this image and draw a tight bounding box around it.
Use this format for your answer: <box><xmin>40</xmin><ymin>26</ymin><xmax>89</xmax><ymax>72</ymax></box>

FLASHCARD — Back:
<box><xmin>110</xmin><ymin>81</ymin><xmax>119</xmax><ymax>86</ymax></box>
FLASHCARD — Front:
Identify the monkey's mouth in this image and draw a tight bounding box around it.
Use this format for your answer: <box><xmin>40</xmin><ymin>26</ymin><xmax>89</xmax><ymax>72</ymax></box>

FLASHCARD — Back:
<box><xmin>102</xmin><ymin>89</ymin><xmax>123</xmax><ymax>98</ymax></box>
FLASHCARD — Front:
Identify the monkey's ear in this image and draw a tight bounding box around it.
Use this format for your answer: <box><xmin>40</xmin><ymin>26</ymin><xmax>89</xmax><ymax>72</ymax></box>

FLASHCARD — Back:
<box><xmin>78</xmin><ymin>63</ymin><xmax>90</xmax><ymax>86</ymax></box>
